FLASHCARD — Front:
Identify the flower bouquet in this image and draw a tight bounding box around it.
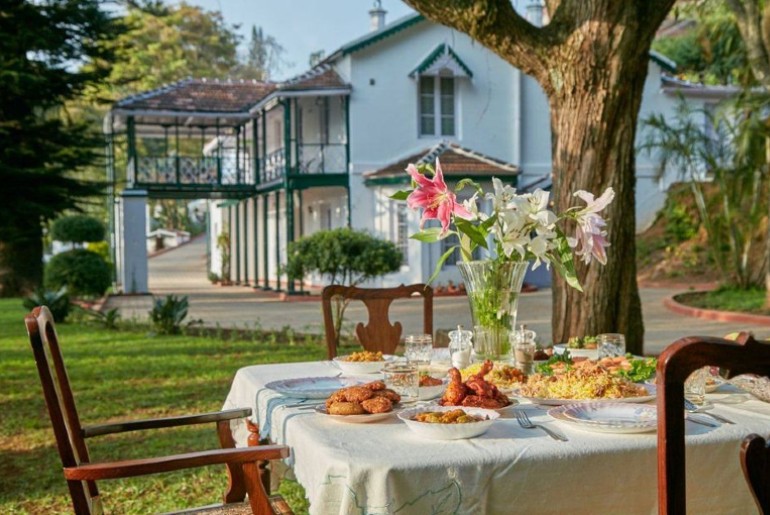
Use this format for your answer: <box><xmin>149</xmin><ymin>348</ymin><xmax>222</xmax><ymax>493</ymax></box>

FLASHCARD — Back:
<box><xmin>391</xmin><ymin>158</ymin><xmax>614</xmax><ymax>361</ymax></box>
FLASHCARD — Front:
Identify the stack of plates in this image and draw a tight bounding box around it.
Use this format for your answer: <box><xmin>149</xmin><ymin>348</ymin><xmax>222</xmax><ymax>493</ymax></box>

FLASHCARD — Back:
<box><xmin>548</xmin><ymin>402</ymin><xmax>657</xmax><ymax>433</ymax></box>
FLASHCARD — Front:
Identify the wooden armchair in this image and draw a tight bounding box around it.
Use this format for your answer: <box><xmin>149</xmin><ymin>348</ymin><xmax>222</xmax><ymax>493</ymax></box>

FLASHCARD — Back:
<box><xmin>25</xmin><ymin>306</ymin><xmax>292</xmax><ymax>515</ymax></box>
<box><xmin>321</xmin><ymin>284</ymin><xmax>433</xmax><ymax>359</ymax></box>
<box><xmin>657</xmin><ymin>333</ymin><xmax>770</xmax><ymax>515</ymax></box>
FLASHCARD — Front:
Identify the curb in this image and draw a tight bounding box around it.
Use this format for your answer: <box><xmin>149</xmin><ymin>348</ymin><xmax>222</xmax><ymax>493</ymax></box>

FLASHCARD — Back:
<box><xmin>663</xmin><ymin>293</ymin><xmax>770</xmax><ymax>327</ymax></box>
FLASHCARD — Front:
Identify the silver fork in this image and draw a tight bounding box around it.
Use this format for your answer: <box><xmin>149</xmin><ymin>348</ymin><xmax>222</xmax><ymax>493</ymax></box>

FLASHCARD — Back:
<box><xmin>684</xmin><ymin>399</ymin><xmax>735</xmax><ymax>424</ymax></box>
<box><xmin>515</xmin><ymin>410</ymin><xmax>568</xmax><ymax>441</ymax></box>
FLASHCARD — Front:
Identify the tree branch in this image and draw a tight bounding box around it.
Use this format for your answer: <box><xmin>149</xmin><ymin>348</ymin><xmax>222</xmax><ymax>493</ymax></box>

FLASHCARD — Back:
<box><xmin>726</xmin><ymin>0</ymin><xmax>770</xmax><ymax>88</ymax></box>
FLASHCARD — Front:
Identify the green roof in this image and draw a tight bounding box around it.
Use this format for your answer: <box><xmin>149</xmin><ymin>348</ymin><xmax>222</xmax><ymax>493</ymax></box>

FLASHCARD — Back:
<box><xmin>409</xmin><ymin>43</ymin><xmax>473</xmax><ymax>78</ymax></box>
<box><xmin>649</xmin><ymin>51</ymin><xmax>677</xmax><ymax>73</ymax></box>
<box><xmin>337</xmin><ymin>13</ymin><xmax>424</xmax><ymax>56</ymax></box>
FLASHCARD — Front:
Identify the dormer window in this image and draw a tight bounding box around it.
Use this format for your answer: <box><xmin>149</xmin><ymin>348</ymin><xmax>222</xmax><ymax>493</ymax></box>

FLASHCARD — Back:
<box><xmin>411</xmin><ymin>44</ymin><xmax>472</xmax><ymax>139</ymax></box>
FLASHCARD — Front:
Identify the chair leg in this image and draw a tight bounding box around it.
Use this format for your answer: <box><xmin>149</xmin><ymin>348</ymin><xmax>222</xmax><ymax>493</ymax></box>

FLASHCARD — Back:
<box><xmin>245</xmin><ymin>419</ymin><xmax>272</xmax><ymax>493</ymax></box>
<box><xmin>243</xmin><ymin>461</ymin><xmax>275</xmax><ymax>515</ymax></box>
<box><xmin>217</xmin><ymin>420</ymin><xmax>247</xmax><ymax>504</ymax></box>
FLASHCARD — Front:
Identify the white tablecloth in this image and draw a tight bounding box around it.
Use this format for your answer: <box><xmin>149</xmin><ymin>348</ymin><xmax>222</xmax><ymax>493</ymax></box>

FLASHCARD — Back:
<box><xmin>223</xmin><ymin>361</ymin><xmax>770</xmax><ymax>515</ymax></box>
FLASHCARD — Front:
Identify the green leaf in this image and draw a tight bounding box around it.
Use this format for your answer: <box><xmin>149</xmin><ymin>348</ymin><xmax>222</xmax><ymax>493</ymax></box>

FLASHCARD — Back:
<box><xmin>455</xmin><ymin>218</ymin><xmax>488</xmax><ymax>249</ymax></box>
<box><xmin>553</xmin><ymin>228</ymin><xmax>583</xmax><ymax>292</ymax></box>
<box><xmin>479</xmin><ymin>213</ymin><xmax>497</xmax><ymax>231</ymax></box>
<box><xmin>455</xmin><ymin>178</ymin><xmax>483</xmax><ymax>194</ymax></box>
<box><xmin>389</xmin><ymin>190</ymin><xmax>412</xmax><ymax>201</ymax></box>
<box><xmin>409</xmin><ymin>228</ymin><xmax>449</xmax><ymax>243</ymax></box>
<box><xmin>426</xmin><ymin>246</ymin><xmax>458</xmax><ymax>285</ymax></box>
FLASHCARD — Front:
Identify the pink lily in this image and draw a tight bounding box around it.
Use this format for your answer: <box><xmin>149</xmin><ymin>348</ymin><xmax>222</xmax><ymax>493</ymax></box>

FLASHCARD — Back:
<box><xmin>406</xmin><ymin>159</ymin><xmax>473</xmax><ymax>233</ymax></box>
<box><xmin>569</xmin><ymin>188</ymin><xmax>615</xmax><ymax>265</ymax></box>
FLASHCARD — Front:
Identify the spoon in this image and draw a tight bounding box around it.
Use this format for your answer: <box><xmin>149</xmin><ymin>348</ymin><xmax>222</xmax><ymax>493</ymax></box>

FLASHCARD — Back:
<box><xmin>684</xmin><ymin>399</ymin><xmax>735</xmax><ymax>424</ymax></box>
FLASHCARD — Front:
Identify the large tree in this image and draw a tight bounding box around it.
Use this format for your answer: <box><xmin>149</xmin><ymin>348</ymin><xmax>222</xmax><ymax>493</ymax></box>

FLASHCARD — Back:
<box><xmin>404</xmin><ymin>1</ymin><xmax>676</xmax><ymax>353</ymax></box>
<box><xmin>0</xmin><ymin>0</ymin><xmax>121</xmax><ymax>296</ymax></box>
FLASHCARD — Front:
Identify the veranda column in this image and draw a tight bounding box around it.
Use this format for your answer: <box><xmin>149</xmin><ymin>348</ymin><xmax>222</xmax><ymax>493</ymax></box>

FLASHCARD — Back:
<box><xmin>119</xmin><ymin>189</ymin><xmax>149</xmax><ymax>294</ymax></box>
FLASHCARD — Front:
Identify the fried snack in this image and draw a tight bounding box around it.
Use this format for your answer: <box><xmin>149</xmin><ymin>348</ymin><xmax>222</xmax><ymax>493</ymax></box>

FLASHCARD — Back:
<box><xmin>325</xmin><ymin>390</ymin><xmax>348</xmax><ymax>409</ymax></box>
<box><xmin>419</xmin><ymin>375</ymin><xmax>444</xmax><ymax>387</ymax></box>
<box><xmin>372</xmin><ymin>388</ymin><xmax>401</xmax><ymax>403</ymax></box>
<box><xmin>442</xmin><ymin>368</ymin><xmax>470</xmax><ymax>406</ymax></box>
<box><xmin>440</xmin><ymin>361</ymin><xmax>512</xmax><ymax>408</ymax></box>
<box><xmin>461</xmin><ymin>395</ymin><xmax>507</xmax><ymax>409</ymax></box>
<box><xmin>413</xmin><ymin>409</ymin><xmax>486</xmax><ymax>424</ymax></box>
<box><xmin>328</xmin><ymin>401</ymin><xmax>366</xmax><ymax>415</ymax></box>
<box><xmin>364</xmin><ymin>380</ymin><xmax>386</xmax><ymax>391</ymax></box>
<box><xmin>361</xmin><ymin>396</ymin><xmax>392</xmax><ymax>414</ymax></box>
<box><xmin>339</xmin><ymin>385</ymin><xmax>374</xmax><ymax>403</ymax></box>
<box><xmin>460</xmin><ymin>362</ymin><xmax>527</xmax><ymax>389</ymax></box>
<box><xmin>344</xmin><ymin>351</ymin><xmax>384</xmax><ymax>362</ymax></box>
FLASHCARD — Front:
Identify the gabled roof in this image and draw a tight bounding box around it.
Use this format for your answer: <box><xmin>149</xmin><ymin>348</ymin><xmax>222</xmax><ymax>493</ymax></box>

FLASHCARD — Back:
<box><xmin>365</xmin><ymin>141</ymin><xmax>519</xmax><ymax>186</ymax></box>
<box><xmin>281</xmin><ymin>66</ymin><xmax>349</xmax><ymax>92</ymax></box>
<box><xmin>334</xmin><ymin>13</ymin><xmax>424</xmax><ymax>57</ymax></box>
<box><xmin>115</xmin><ymin>79</ymin><xmax>278</xmax><ymax>114</ymax></box>
<box><xmin>409</xmin><ymin>43</ymin><xmax>473</xmax><ymax>78</ymax></box>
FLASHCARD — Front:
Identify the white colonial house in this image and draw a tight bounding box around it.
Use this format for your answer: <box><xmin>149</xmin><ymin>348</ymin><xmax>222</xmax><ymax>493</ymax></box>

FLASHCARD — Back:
<box><xmin>105</xmin><ymin>4</ymin><xmax>734</xmax><ymax>294</ymax></box>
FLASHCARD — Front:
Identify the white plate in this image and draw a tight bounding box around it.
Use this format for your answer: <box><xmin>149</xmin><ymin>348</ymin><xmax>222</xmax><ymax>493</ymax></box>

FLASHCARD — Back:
<box><xmin>561</xmin><ymin>402</ymin><xmax>657</xmax><ymax>428</ymax></box>
<box><xmin>314</xmin><ymin>405</ymin><xmax>396</xmax><ymax>423</ymax></box>
<box><xmin>523</xmin><ymin>383</ymin><xmax>656</xmax><ymax>406</ymax></box>
<box><xmin>265</xmin><ymin>376</ymin><xmax>364</xmax><ymax>399</ymax></box>
<box><xmin>548</xmin><ymin>403</ymin><xmax>657</xmax><ymax>434</ymax></box>
<box><xmin>398</xmin><ymin>406</ymin><xmax>499</xmax><ymax>439</ymax></box>
<box><xmin>332</xmin><ymin>354</ymin><xmax>396</xmax><ymax>375</ymax></box>
<box><xmin>553</xmin><ymin>344</ymin><xmax>599</xmax><ymax>360</ymax></box>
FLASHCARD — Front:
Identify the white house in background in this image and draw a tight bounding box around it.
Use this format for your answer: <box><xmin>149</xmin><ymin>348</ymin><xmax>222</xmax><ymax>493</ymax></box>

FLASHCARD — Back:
<box><xmin>106</xmin><ymin>5</ymin><xmax>733</xmax><ymax>294</ymax></box>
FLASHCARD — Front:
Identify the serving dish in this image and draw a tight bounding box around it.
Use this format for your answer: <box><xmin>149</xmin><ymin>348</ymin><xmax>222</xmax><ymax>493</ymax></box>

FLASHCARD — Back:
<box><xmin>332</xmin><ymin>354</ymin><xmax>395</xmax><ymax>375</ymax></box>
<box><xmin>430</xmin><ymin>398</ymin><xmax>519</xmax><ymax>413</ymax></box>
<box><xmin>548</xmin><ymin>402</ymin><xmax>657</xmax><ymax>434</ymax></box>
<box><xmin>266</xmin><ymin>376</ymin><xmax>364</xmax><ymax>399</ymax></box>
<box><xmin>523</xmin><ymin>383</ymin><xmax>656</xmax><ymax>406</ymax></box>
<box><xmin>418</xmin><ymin>381</ymin><xmax>447</xmax><ymax>401</ymax></box>
<box><xmin>398</xmin><ymin>406</ymin><xmax>499</xmax><ymax>439</ymax></box>
<box><xmin>314</xmin><ymin>405</ymin><xmax>396</xmax><ymax>423</ymax></box>
<box><xmin>553</xmin><ymin>344</ymin><xmax>598</xmax><ymax>360</ymax></box>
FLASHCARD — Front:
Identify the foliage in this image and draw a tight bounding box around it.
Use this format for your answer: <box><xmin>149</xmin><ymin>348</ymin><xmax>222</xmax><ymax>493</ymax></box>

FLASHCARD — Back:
<box><xmin>286</xmin><ymin>228</ymin><xmax>401</xmax><ymax>348</ymax></box>
<box><xmin>77</xmin><ymin>306</ymin><xmax>121</xmax><ymax>330</ymax></box>
<box><xmin>642</xmin><ymin>95</ymin><xmax>769</xmax><ymax>288</ymax></box>
<box><xmin>0</xmin><ymin>0</ymin><xmax>122</xmax><ymax>296</ymax></box>
<box><xmin>22</xmin><ymin>288</ymin><xmax>71</xmax><ymax>323</ymax></box>
<box><xmin>50</xmin><ymin>215</ymin><xmax>105</xmax><ymax>243</ymax></box>
<box><xmin>44</xmin><ymin>249</ymin><xmax>111</xmax><ymax>298</ymax></box>
<box><xmin>86</xmin><ymin>240</ymin><xmax>111</xmax><ymax>263</ymax></box>
<box><xmin>231</xmin><ymin>25</ymin><xmax>287</xmax><ymax>80</ymax></box>
<box><xmin>677</xmin><ymin>286</ymin><xmax>769</xmax><ymax>315</ymax></box>
<box><xmin>150</xmin><ymin>295</ymin><xmax>195</xmax><ymax>335</ymax></box>
<box><xmin>662</xmin><ymin>203</ymin><xmax>699</xmax><ymax>243</ymax></box>
<box><xmin>0</xmin><ymin>298</ymin><xmax>322</xmax><ymax>513</ymax></box>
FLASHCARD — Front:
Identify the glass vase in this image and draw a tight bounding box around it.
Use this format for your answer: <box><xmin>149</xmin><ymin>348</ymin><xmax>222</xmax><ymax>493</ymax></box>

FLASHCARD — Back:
<box><xmin>457</xmin><ymin>260</ymin><xmax>529</xmax><ymax>363</ymax></box>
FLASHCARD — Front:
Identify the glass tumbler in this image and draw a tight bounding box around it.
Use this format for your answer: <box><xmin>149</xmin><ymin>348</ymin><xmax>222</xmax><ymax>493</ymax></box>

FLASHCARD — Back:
<box><xmin>383</xmin><ymin>361</ymin><xmax>419</xmax><ymax>403</ymax></box>
<box><xmin>598</xmin><ymin>333</ymin><xmax>626</xmax><ymax>358</ymax></box>
<box><xmin>685</xmin><ymin>366</ymin><xmax>708</xmax><ymax>406</ymax></box>
<box><xmin>405</xmin><ymin>334</ymin><xmax>433</xmax><ymax>369</ymax></box>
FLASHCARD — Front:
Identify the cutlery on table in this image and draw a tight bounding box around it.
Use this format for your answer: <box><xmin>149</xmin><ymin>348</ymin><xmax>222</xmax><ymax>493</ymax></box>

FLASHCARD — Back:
<box><xmin>515</xmin><ymin>410</ymin><xmax>568</xmax><ymax>441</ymax></box>
<box><xmin>684</xmin><ymin>399</ymin><xmax>735</xmax><ymax>424</ymax></box>
<box><xmin>686</xmin><ymin>415</ymin><xmax>718</xmax><ymax>428</ymax></box>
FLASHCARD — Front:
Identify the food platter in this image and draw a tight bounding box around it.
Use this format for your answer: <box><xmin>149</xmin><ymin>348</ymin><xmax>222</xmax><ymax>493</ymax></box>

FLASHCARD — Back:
<box><xmin>429</xmin><ymin>398</ymin><xmax>519</xmax><ymax>413</ymax></box>
<box><xmin>548</xmin><ymin>402</ymin><xmax>657</xmax><ymax>434</ymax></box>
<box><xmin>314</xmin><ymin>405</ymin><xmax>396</xmax><ymax>423</ymax></box>
<box><xmin>398</xmin><ymin>406</ymin><xmax>499</xmax><ymax>439</ymax></box>
<box><xmin>522</xmin><ymin>383</ymin><xmax>656</xmax><ymax>406</ymax></box>
<box><xmin>266</xmin><ymin>376</ymin><xmax>364</xmax><ymax>399</ymax></box>
<box><xmin>553</xmin><ymin>344</ymin><xmax>598</xmax><ymax>360</ymax></box>
<box><xmin>332</xmin><ymin>354</ymin><xmax>396</xmax><ymax>375</ymax></box>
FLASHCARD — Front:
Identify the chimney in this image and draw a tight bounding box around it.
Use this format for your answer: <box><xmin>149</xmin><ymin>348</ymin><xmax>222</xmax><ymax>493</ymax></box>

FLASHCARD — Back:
<box><xmin>526</xmin><ymin>0</ymin><xmax>544</xmax><ymax>27</ymax></box>
<box><xmin>369</xmin><ymin>0</ymin><xmax>387</xmax><ymax>32</ymax></box>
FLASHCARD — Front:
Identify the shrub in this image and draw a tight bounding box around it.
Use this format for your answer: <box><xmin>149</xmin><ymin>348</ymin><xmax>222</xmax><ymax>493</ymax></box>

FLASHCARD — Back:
<box><xmin>23</xmin><ymin>287</ymin><xmax>71</xmax><ymax>322</ymax></box>
<box><xmin>45</xmin><ymin>249</ymin><xmax>111</xmax><ymax>298</ymax></box>
<box><xmin>150</xmin><ymin>295</ymin><xmax>191</xmax><ymax>335</ymax></box>
<box><xmin>50</xmin><ymin>215</ymin><xmax>105</xmax><ymax>243</ymax></box>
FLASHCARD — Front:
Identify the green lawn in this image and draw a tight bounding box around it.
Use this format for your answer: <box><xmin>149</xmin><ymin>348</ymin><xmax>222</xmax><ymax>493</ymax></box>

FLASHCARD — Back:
<box><xmin>0</xmin><ymin>298</ymin><xmax>337</xmax><ymax>514</ymax></box>
<box><xmin>676</xmin><ymin>288</ymin><xmax>770</xmax><ymax>316</ymax></box>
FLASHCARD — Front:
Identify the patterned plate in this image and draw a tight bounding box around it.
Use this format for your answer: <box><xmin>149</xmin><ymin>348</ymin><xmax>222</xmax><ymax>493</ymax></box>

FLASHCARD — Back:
<box><xmin>549</xmin><ymin>402</ymin><xmax>657</xmax><ymax>434</ymax></box>
<box><xmin>266</xmin><ymin>376</ymin><xmax>364</xmax><ymax>399</ymax></box>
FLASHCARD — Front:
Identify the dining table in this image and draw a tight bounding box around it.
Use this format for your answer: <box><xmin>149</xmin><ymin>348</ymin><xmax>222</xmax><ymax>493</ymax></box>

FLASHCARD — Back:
<box><xmin>222</xmin><ymin>360</ymin><xmax>770</xmax><ymax>515</ymax></box>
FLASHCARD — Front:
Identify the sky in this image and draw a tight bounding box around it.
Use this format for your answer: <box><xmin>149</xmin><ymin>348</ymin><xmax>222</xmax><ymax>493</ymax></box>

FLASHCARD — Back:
<box><xmin>186</xmin><ymin>0</ymin><xmax>416</xmax><ymax>80</ymax></box>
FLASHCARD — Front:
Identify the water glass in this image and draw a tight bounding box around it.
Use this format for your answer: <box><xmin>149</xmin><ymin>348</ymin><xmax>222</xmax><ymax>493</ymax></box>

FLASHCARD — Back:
<box><xmin>405</xmin><ymin>334</ymin><xmax>433</xmax><ymax>367</ymax></box>
<box><xmin>598</xmin><ymin>333</ymin><xmax>626</xmax><ymax>358</ymax></box>
<box><xmin>685</xmin><ymin>366</ymin><xmax>708</xmax><ymax>406</ymax></box>
<box><xmin>383</xmin><ymin>361</ymin><xmax>419</xmax><ymax>403</ymax></box>
<box><xmin>511</xmin><ymin>329</ymin><xmax>537</xmax><ymax>374</ymax></box>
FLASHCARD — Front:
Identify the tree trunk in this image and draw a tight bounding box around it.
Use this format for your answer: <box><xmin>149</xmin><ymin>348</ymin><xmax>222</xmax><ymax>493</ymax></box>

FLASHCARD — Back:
<box><xmin>404</xmin><ymin>0</ymin><xmax>674</xmax><ymax>354</ymax></box>
<box><xmin>0</xmin><ymin>221</ymin><xmax>44</xmax><ymax>297</ymax></box>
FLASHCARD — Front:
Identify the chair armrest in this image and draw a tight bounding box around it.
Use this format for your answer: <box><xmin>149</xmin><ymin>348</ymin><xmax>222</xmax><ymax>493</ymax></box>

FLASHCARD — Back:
<box><xmin>63</xmin><ymin>445</ymin><xmax>290</xmax><ymax>481</ymax></box>
<box><xmin>82</xmin><ymin>407</ymin><xmax>252</xmax><ymax>438</ymax></box>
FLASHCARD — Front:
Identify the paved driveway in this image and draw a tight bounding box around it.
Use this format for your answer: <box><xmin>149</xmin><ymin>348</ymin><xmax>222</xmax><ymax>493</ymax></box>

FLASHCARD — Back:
<box><xmin>105</xmin><ymin>237</ymin><xmax>769</xmax><ymax>355</ymax></box>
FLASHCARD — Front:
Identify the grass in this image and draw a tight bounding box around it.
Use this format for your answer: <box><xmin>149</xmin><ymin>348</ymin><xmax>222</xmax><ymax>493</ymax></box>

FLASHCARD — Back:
<box><xmin>0</xmin><ymin>298</ymin><xmax>349</xmax><ymax>514</ymax></box>
<box><xmin>676</xmin><ymin>287</ymin><xmax>770</xmax><ymax>315</ymax></box>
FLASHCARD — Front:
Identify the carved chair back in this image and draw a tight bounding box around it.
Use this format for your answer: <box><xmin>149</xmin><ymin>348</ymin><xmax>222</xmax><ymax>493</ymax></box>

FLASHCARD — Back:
<box><xmin>657</xmin><ymin>333</ymin><xmax>770</xmax><ymax>514</ymax></box>
<box><xmin>25</xmin><ymin>306</ymin><xmax>101</xmax><ymax>514</ymax></box>
<box><xmin>321</xmin><ymin>284</ymin><xmax>433</xmax><ymax>359</ymax></box>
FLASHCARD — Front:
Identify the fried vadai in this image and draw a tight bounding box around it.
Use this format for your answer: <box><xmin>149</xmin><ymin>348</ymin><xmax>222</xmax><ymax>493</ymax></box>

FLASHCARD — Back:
<box><xmin>339</xmin><ymin>385</ymin><xmax>374</xmax><ymax>403</ymax></box>
<box><xmin>361</xmin><ymin>396</ymin><xmax>392</xmax><ymax>414</ymax></box>
<box><xmin>328</xmin><ymin>401</ymin><xmax>366</xmax><ymax>415</ymax></box>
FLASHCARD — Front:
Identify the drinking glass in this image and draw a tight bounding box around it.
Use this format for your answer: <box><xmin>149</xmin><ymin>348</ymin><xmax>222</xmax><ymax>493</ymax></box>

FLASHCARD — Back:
<box><xmin>383</xmin><ymin>361</ymin><xmax>419</xmax><ymax>403</ymax></box>
<box><xmin>598</xmin><ymin>333</ymin><xmax>626</xmax><ymax>358</ymax></box>
<box><xmin>405</xmin><ymin>334</ymin><xmax>433</xmax><ymax>368</ymax></box>
<box><xmin>511</xmin><ymin>328</ymin><xmax>537</xmax><ymax>374</ymax></box>
<box><xmin>685</xmin><ymin>366</ymin><xmax>708</xmax><ymax>405</ymax></box>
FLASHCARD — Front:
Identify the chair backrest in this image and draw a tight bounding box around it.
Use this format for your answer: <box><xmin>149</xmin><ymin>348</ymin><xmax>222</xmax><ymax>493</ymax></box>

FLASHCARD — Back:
<box><xmin>25</xmin><ymin>306</ymin><xmax>100</xmax><ymax>514</ymax></box>
<box><xmin>656</xmin><ymin>333</ymin><xmax>770</xmax><ymax>515</ymax></box>
<box><xmin>321</xmin><ymin>284</ymin><xmax>433</xmax><ymax>359</ymax></box>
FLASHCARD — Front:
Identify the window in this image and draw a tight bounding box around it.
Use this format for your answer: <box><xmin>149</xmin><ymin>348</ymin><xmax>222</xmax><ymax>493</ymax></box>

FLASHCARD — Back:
<box><xmin>419</xmin><ymin>75</ymin><xmax>455</xmax><ymax>137</ymax></box>
<box><xmin>396</xmin><ymin>203</ymin><xmax>409</xmax><ymax>266</ymax></box>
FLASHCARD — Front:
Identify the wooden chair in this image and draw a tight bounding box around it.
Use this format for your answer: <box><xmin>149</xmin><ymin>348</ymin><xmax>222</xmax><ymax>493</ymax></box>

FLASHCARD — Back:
<box><xmin>321</xmin><ymin>284</ymin><xmax>433</xmax><ymax>359</ymax></box>
<box><xmin>657</xmin><ymin>333</ymin><xmax>770</xmax><ymax>515</ymax></box>
<box><xmin>25</xmin><ymin>306</ymin><xmax>292</xmax><ymax>515</ymax></box>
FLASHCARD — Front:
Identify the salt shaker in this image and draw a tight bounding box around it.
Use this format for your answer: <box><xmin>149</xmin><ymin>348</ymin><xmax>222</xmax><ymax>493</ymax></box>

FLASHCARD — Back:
<box><xmin>449</xmin><ymin>325</ymin><xmax>472</xmax><ymax>369</ymax></box>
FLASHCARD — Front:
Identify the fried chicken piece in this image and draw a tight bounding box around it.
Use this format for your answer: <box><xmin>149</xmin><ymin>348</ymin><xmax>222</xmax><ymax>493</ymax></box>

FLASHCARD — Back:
<box><xmin>372</xmin><ymin>388</ymin><xmax>401</xmax><ymax>403</ymax></box>
<box><xmin>364</xmin><ymin>380</ymin><xmax>386</xmax><ymax>391</ymax></box>
<box><xmin>361</xmin><ymin>396</ymin><xmax>393</xmax><ymax>414</ymax></box>
<box><xmin>440</xmin><ymin>368</ymin><xmax>468</xmax><ymax>406</ymax></box>
<box><xmin>340</xmin><ymin>386</ymin><xmax>374</xmax><ymax>403</ymax></box>
<box><xmin>461</xmin><ymin>395</ymin><xmax>506</xmax><ymax>409</ymax></box>
<box><xmin>328</xmin><ymin>401</ymin><xmax>366</xmax><ymax>415</ymax></box>
<box><xmin>325</xmin><ymin>390</ymin><xmax>348</xmax><ymax>409</ymax></box>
